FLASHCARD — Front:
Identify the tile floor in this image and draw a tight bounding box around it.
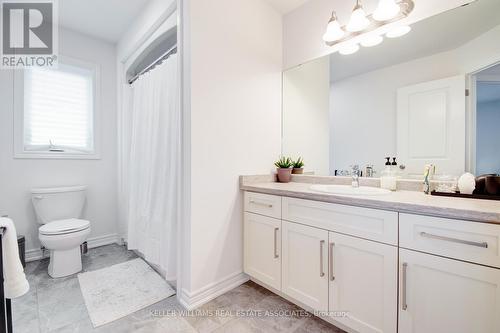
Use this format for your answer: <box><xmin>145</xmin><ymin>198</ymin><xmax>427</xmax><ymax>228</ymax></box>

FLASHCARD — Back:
<box><xmin>13</xmin><ymin>244</ymin><xmax>345</xmax><ymax>333</ymax></box>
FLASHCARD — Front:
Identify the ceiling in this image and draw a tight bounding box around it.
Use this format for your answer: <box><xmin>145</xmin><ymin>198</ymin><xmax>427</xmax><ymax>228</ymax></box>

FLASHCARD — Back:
<box><xmin>59</xmin><ymin>0</ymin><xmax>151</xmax><ymax>43</ymax></box>
<box><xmin>264</xmin><ymin>0</ymin><xmax>309</xmax><ymax>14</ymax></box>
<box><xmin>329</xmin><ymin>0</ymin><xmax>500</xmax><ymax>81</ymax></box>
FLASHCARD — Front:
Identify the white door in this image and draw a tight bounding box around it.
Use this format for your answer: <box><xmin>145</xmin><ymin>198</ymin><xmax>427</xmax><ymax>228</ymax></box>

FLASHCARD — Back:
<box><xmin>282</xmin><ymin>221</ymin><xmax>329</xmax><ymax>312</ymax></box>
<box><xmin>329</xmin><ymin>232</ymin><xmax>397</xmax><ymax>333</ymax></box>
<box><xmin>397</xmin><ymin>75</ymin><xmax>465</xmax><ymax>177</ymax></box>
<box><xmin>399</xmin><ymin>249</ymin><xmax>500</xmax><ymax>333</ymax></box>
<box><xmin>244</xmin><ymin>212</ymin><xmax>281</xmax><ymax>290</ymax></box>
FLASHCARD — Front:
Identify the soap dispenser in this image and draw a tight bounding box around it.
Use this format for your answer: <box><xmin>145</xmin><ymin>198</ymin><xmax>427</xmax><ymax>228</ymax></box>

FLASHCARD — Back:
<box><xmin>380</xmin><ymin>157</ymin><xmax>397</xmax><ymax>191</ymax></box>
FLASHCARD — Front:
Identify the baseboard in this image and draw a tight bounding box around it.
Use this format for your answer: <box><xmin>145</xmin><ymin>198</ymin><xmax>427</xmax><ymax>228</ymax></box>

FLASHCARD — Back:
<box><xmin>178</xmin><ymin>271</ymin><xmax>249</xmax><ymax>310</ymax></box>
<box><xmin>86</xmin><ymin>233</ymin><xmax>120</xmax><ymax>248</ymax></box>
<box><xmin>25</xmin><ymin>248</ymin><xmax>45</xmax><ymax>262</ymax></box>
<box><xmin>25</xmin><ymin>233</ymin><xmax>120</xmax><ymax>262</ymax></box>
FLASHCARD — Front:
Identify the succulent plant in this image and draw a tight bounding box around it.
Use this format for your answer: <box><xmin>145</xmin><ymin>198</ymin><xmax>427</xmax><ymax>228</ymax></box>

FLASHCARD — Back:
<box><xmin>274</xmin><ymin>156</ymin><xmax>293</xmax><ymax>169</ymax></box>
<box><xmin>293</xmin><ymin>157</ymin><xmax>304</xmax><ymax>168</ymax></box>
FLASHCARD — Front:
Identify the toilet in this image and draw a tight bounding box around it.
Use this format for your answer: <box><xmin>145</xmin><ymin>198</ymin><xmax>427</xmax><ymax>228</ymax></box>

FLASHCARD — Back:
<box><xmin>31</xmin><ymin>186</ymin><xmax>91</xmax><ymax>278</ymax></box>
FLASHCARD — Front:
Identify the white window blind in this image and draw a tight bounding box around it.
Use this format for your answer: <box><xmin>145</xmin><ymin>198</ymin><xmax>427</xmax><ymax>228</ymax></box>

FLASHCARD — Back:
<box><xmin>24</xmin><ymin>63</ymin><xmax>94</xmax><ymax>153</ymax></box>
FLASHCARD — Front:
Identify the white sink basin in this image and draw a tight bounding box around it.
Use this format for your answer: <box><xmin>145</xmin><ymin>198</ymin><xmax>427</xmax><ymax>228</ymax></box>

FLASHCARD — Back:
<box><xmin>310</xmin><ymin>184</ymin><xmax>392</xmax><ymax>196</ymax></box>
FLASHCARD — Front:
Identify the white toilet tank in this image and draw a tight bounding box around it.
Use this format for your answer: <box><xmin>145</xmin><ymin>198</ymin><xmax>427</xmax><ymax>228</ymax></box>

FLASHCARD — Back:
<box><xmin>31</xmin><ymin>186</ymin><xmax>87</xmax><ymax>224</ymax></box>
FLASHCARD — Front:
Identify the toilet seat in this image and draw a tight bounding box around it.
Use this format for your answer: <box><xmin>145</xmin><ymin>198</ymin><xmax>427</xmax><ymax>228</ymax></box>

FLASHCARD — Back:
<box><xmin>39</xmin><ymin>218</ymin><xmax>90</xmax><ymax>235</ymax></box>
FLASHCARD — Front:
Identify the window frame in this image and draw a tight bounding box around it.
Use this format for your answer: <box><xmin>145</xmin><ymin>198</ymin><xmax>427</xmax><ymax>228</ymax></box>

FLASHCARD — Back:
<box><xmin>13</xmin><ymin>55</ymin><xmax>101</xmax><ymax>160</ymax></box>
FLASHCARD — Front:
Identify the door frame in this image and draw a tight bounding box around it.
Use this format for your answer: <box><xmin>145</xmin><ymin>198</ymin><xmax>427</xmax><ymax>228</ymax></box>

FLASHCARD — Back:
<box><xmin>466</xmin><ymin>61</ymin><xmax>500</xmax><ymax>174</ymax></box>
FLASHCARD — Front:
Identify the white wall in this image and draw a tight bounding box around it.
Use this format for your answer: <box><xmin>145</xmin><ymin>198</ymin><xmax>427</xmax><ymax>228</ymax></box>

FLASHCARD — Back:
<box><xmin>283</xmin><ymin>0</ymin><xmax>472</xmax><ymax>69</ymax></box>
<box><xmin>476</xmin><ymin>100</ymin><xmax>500</xmax><ymax>175</ymax></box>
<box><xmin>283</xmin><ymin>57</ymin><xmax>330</xmax><ymax>174</ymax></box>
<box><xmin>0</xmin><ymin>28</ymin><xmax>118</xmax><ymax>256</ymax></box>
<box><xmin>180</xmin><ymin>0</ymin><xmax>282</xmax><ymax>307</ymax></box>
<box><xmin>329</xmin><ymin>24</ymin><xmax>500</xmax><ymax>174</ymax></box>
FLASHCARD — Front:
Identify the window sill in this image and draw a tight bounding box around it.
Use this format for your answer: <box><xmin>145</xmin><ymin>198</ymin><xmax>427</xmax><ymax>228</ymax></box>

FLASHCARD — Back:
<box><xmin>14</xmin><ymin>151</ymin><xmax>101</xmax><ymax>160</ymax></box>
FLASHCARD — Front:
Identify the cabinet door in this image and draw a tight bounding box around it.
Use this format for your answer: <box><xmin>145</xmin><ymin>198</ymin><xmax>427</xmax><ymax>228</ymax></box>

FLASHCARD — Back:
<box><xmin>282</xmin><ymin>221</ymin><xmax>329</xmax><ymax>312</ymax></box>
<box><xmin>329</xmin><ymin>232</ymin><xmax>397</xmax><ymax>333</ymax></box>
<box><xmin>399</xmin><ymin>249</ymin><xmax>500</xmax><ymax>333</ymax></box>
<box><xmin>244</xmin><ymin>212</ymin><xmax>281</xmax><ymax>290</ymax></box>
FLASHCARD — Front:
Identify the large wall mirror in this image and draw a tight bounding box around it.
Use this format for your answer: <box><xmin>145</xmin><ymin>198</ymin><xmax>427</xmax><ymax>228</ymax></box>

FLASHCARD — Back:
<box><xmin>282</xmin><ymin>0</ymin><xmax>500</xmax><ymax>179</ymax></box>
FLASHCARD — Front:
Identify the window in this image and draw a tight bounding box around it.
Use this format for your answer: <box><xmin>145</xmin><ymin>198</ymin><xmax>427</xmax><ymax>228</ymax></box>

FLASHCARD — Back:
<box><xmin>14</xmin><ymin>57</ymin><xmax>100</xmax><ymax>159</ymax></box>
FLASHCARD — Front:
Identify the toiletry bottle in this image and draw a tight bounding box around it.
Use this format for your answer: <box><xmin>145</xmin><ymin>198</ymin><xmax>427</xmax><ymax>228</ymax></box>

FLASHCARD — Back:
<box><xmin>423</xmin><ymin>164</ymin><xmax>435</xmax><ymax>194</ymax></box>
<box><xmin>381</xmin><ymin>158</ymin><xmax>397</xmax><ymax>191</ymax></box>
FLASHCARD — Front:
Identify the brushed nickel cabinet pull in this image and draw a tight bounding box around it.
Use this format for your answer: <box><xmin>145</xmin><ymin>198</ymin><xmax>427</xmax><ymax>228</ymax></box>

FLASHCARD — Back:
<box><xmin>320</xmin><ymin>240</ymin><xmax>325</xmax><ymax>277</ymax></box>
<box><xmin>329</xmin><ymin>242</ymin><xmax>335</xmax><ymax>281</ymax></box>
<box><xmin>420</xmin><ymin>232</ymin><xmax>488</xmax><ymax>248</ymax></box>
<box><xmin>249</xmin><ymin>200</ymin><xmax>273</xmax><ymax>208</ymax></box>
<box><xmin>402</xmin><ymin>262</ymin><xmax>408</xmax><ymax>311</ymax></box>
<box><xmin>274</xmin><ymin>227</ymin><xmax>279</xmax><ymax>259</ymax></box>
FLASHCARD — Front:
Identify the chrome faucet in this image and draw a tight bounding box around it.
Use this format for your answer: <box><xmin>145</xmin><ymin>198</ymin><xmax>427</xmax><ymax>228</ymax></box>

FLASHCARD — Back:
<box><xmin>351</xmin><ymin>164</ymin><xmax>360</xmax><ymax>188</ymax></box>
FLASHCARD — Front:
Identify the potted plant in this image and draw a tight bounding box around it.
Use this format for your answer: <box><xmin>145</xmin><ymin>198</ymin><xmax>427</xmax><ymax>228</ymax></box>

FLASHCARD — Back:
<box><xmin>274</xmin><ymin>156</ymin><xmax>293</xmax><ymax>183</ymax></box>
<box><xmin>292</xmin><ymin>157</ymin><xmax>305</xmax><ymax>174</ymax></box>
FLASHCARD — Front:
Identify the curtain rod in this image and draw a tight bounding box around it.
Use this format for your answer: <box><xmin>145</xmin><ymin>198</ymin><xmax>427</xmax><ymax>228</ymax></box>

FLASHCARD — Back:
<box><xmin>128</xmin><ymin>44</ymin><xmax>177</xmax><ymax>84</ymax></box>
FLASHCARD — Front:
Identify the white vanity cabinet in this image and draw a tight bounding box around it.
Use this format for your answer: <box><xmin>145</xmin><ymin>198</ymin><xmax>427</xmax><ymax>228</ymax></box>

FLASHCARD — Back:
<box><xmin>399</xmin><ymin>214</ymin><xmax>500</xmax><ymax>333</ymax></box>
<box><xmin>281</xmin><ymin>221</ymin><xmax>329</xmax><ymax>312</ymax></box>
<box><xmin>244</xmin><ymin>192</ymin><xmax>398</xmax><ymax>332</ymax></box>
<box><xmin>399</xmin><ymin>249</ymin><xmax>500</xmax><ymax>333</ymax></box>
<box><xmin>243</xmin><ymin>212</ymin><xmax>281</xmax><ymax>290</ymax></box>
<box><xmin>329</xmin><ymin>232</ymin><xmax>397</xmax><ymax>333</ymax></box>
<box><xmin>243</xmin><ymin>190</ymin><xmax>500</xmax><ymax>333</ymax></box>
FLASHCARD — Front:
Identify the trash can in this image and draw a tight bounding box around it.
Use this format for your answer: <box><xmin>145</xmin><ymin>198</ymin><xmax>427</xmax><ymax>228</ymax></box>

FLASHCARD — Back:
<box><xmin>17</xmin><ymin>235</ymin><xmax>26</xmax><ymax>268</ymax></box>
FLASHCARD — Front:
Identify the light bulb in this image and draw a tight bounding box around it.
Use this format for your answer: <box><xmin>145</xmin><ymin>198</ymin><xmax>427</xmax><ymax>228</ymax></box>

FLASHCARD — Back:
<box><xmin>346</xmin><ymin>1</ymin><xmax>370</xmax><ymax>32</ymax></box>
<box><xmin>339</xmin><ymin>43</ymin><xmax>360</xmax><ymax>55</ymax></box>
<box><xmin>386</xmin><ymin>25</ymin><xmax>411</xmax><ymax>38</ymax></box>
<box><xmin>323</xmin><ymin>11</ymin><xmax>345</xmax><ymax>42</ymax></box>
<box><xmin>360</xmin><ymin>34</ymin><xmax>383</xmax><ymax>47</ymax></box>
<box><xmin>373</xmin><ymin>0</ymin><xmax>401</xmax><ymax>21</ymax></box>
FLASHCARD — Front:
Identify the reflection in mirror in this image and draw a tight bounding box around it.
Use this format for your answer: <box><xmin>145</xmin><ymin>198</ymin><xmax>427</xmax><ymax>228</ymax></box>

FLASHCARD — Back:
<box><xmin>282</xmin><ymin>0</ymin><xmax>500</xmax><ymax>179</ymax></box>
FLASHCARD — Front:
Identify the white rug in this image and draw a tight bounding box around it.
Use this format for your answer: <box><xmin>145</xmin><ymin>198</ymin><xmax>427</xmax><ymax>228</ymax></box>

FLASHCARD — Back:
<box><xmin>78</xmin><ymin>258</ymin><xmax>175</xmax><ymax>327</ymax></box>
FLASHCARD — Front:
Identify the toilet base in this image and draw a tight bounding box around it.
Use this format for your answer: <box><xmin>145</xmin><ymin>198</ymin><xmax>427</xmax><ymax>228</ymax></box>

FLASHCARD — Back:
<box><xmin>48</xmin><ymin>247</ymin><xmax>82</xmax><ymax>278</ymax></box>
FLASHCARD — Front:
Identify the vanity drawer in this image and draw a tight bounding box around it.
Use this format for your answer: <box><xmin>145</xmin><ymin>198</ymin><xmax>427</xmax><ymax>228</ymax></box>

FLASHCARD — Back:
<box><xmin>244</xmin><ymin>192</ymin><xmax>281</xmax><ymax>219</ymax></box>
<box><xmin>282</xmin><ymin>197</ymin><xmax>398</xmax><ymax>245</ymax></box>
<box><xmin>400</xmin><ymin>213</ymin><xmax>500</xmax><ymax>268</ymax></box>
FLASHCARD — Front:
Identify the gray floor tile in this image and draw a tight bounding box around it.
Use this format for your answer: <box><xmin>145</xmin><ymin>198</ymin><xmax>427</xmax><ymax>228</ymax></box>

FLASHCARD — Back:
<box><xmin>12</xmin><ymin>244</ymin><xmax>345</xmax><ymax>333</ymax></box>
<box><xmin>247</xmin><ymin>293</ymin><xmax>308</xmax><ymax>333</ymax></box>
<box><xmin>213</xmin><ymin>318</ymin><xmax>274</xmax><ymax>333</ymax></box>
<box><xmin>293</xmin><ymin>316</ymin><xmax>346</xmax><ymax>333</ymax></box>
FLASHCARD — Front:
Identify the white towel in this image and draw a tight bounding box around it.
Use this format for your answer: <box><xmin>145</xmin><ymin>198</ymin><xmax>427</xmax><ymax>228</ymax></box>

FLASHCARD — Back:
<box><xmin>0</xmin><ymin>217</ymin><xmax>29</xmax><ymax>298</ymax></box>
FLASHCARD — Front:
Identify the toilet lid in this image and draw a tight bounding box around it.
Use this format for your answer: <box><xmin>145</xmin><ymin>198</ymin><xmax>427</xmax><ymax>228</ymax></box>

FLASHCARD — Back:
<box><xmin>39</xmin><ymin>218</ymin><xmax>90</xmax><ymax>235</ymax></box>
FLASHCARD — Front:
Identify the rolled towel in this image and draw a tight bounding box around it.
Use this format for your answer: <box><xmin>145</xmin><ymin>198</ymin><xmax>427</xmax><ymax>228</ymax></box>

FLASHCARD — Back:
<box><xmin>0</xmin><ymin>217</ymin><xmax>29</xmax><ymax>298</ymax></box>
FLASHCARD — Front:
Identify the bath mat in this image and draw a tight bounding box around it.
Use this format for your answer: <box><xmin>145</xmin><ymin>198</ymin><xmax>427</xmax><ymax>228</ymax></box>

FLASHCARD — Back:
<box><xmin>78</xmin><ymin>258</ymin><xmax>175</xmax><ymax>327</ymax></box>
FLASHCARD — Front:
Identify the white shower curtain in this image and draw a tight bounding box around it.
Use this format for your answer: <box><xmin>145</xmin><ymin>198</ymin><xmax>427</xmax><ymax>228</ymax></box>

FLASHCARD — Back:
<box><xmin>123</xmin><ymin>54</ymin><xmax>179</xmax><ymax>281</ymax></box>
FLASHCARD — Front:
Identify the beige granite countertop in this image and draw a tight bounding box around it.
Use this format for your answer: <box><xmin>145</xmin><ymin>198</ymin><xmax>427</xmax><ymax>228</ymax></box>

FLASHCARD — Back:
<box><xmin>240</xmin><ymin>180</ymin><xmax>500</xmax><ymax>224</ymax></box>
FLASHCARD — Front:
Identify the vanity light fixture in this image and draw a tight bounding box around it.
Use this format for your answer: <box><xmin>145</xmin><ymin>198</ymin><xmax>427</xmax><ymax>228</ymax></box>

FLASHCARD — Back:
<box><xmin>360</xmin><ymin>34</ymin><xmax>384</xmax><ymax>47</ymax></box>
<box><xmin>322</xmin><ymin>11</ymin><xmax>345</xmax><ymax>42</ymax></box>
<box><xmin>323</xmin><ymin>0</ymin><xmax>414</xmax><ymax>51</ymax></box>
<box><xmin>373</xmin><ymin>0</ymin><xmax>401</xmax><ymax>21</ymax></box>
<box><xmin>339</xmin><ymin>43</ymin><xmax>360</xmax><ymax>55</ymax></box>
<box><xmin>346</xmin><ymin>0</ymin><xmax>371</xmax><ymax>32</ymax></box>
<box><xmin>386</xmin><ymin>25</ymin><xmax>411</xmax><ymax>38</ymax></box>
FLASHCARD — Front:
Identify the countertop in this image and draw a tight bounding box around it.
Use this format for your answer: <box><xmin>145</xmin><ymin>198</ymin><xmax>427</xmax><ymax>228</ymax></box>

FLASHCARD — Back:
<box><xmin>240</xmin><ymin>181</ymin><xmax>500</xmax><ymax>224</ymax></box>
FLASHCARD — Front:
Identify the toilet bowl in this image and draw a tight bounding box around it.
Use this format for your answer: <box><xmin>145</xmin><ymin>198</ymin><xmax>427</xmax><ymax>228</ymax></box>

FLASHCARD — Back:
<box><xmin>31</xmin><ymin>186</ymin><xmax>91</xmax><ymax>278</ymax></box>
